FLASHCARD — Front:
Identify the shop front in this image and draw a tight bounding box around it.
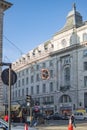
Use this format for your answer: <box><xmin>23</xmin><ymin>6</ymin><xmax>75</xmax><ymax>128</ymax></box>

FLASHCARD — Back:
<box><xmin>42</xmin><ymin>105</ymin><xmax>54</xmax><ymax>115</ymax></box>
<box><xmin>59</xmin><ymin>104</ymin><xmax>72</xmax><ymax>116</ymax></box>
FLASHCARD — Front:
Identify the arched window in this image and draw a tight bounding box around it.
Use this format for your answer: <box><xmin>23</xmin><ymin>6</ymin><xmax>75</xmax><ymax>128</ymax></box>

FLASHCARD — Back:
<box><xmin>60</xmin><ymin>94</ymin><xmax>71</xmax><ymax>103</ymax></box>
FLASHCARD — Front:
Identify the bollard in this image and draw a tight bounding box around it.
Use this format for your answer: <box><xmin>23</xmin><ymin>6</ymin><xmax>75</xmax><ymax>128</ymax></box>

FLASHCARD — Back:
<box><xmin>24</xmin><ymin>123</ymin><xmax>28</xmax><ymax>130</ymax></box>
<box><xmin>68</xmin><ymin>118</ymin><xmax>73</xmax><ymax>130</ymax></box>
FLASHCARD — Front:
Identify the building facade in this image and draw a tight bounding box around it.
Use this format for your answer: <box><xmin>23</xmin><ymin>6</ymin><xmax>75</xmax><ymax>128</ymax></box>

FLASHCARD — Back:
<box><xmin>0</xmin><ymin>0</ymin><xmax>12</xmax><ymax>113</ymax></box>
<box><xmin>10</xmin><ymin>4</ymin><xmax>87</xmax><ymax>115</ymax></box>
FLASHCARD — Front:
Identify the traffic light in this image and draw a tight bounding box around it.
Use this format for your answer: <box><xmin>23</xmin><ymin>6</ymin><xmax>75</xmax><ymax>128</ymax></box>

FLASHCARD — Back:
<box><xmin>26</xmin><ymin>95</ymin><xmax>31</xmax><ymax>106</ymax></box>
<box><xmin>41</xmin><ymin>69</ymin><xmax>50</xmax><ymax>80</ymax></box>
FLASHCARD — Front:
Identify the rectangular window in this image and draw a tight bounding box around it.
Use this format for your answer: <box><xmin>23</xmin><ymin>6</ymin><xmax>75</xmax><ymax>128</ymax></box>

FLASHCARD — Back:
<box><xmin>84</xmin><ymin>62</ymin><xmax>87</xmax><ymax>71</ymax></box>
<box><xmin>42</xmin><ymin>62</ymin><xmax>46</xmax><ymax>68</ymax></box>
<box><xmin>36</xmin><ymin>65</ymin><xmax>39</xmax><ymax>70</ymax></box>
<box><xmin>50</xmin><ymin>96</ymin><xmax>54</xmax><ymax>103</ymax></box>
<box><xmin>26</xmin><ymin>77</ymin><xmax>29</xmax><ymax>84</ymax></box>
<box><xmin>84</xmin><ymin>76</ymin><xmax>87</xmax><ymax>87</ymax></box>
<box><xmin>15</xmin><ymin>90</ymin><xmax>17</xmax><ymax>97</ymax></box>
<box><xmin>30</xmin><ymin>66</ymin><xmax>34</xmax><ymax>73</ymax></box>
<box><xmin>42</xmin><ymin>97</ymin><xmax>46</xmax><ymax>104</ymax></box>
<box><xmin>36</xmin><ymin>85</ymin><xmax>39</xmax><ymax>94</ymax></box>
<box><xmin>37</xmin><ymin>97</ymin><xmax>40</xmax><ymax>105</ymax></box>
<box><xmin>50</xmin><ymin>70</ymin><xmax>53</xmax><ymax>78</ymax></box>
<box><xmin>18</xmin><ymin>90</ymin><xmax>20</xmax><ymax>97</ymax></box>
<box><xmin>36</xmin><ymin>74</ymin><xmax>39</xmax><ymax>82</ymax></box>
<box><xmin>43</xmin><ymin>84</ymin><xmax>46</xmax><ymax>93</ymax></box>
<box><xmin>47</xmin><ymin>96</ymin><xmax>50</xmax><ymax>102</ymax></box>
<box><xmin>50</xmin><ymin>82</ymin><xmax>53</xmax><ymax>92</ymax></box>
<box><xmin>22</xmin><ymin>89</ymin><xmax>24</xmax><ymax>96</ymax></box>
<box><xmin>26</xmin><ymin>68</ymin><xmax>29</xmax><ymax>74</ymax></box>
<box><xmin>31</xmin><ymin>86</ymin><xmax>33</xmax><ymax>94</ymax></box>
<box><xmin>49</xmin><ymin>60</ymin><xmax>53</xmax><ymax>66</ymax></box>
<box><xmin>22</xmin><ymin>78</ymin><xmax>24</xmax><ymax>86</ymax></box>
<box><xmin>26</xmin><ymin>88</ymin><xmax>28</xmax><ymax>95</ymax></box>
<box><xmin>18</xmin><ymin>80</ymin><xmax>20</xmax><ymax>87</ymax></box>
<box><xmin>31</xmin><ymin>75</ymin><xmax>34</xmax><ymax>83</ymax></box>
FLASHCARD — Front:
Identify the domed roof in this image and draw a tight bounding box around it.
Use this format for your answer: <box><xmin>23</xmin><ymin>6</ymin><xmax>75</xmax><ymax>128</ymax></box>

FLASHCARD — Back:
<box><xmin>55</xmin><ymin>3</ymin><xmax>83</xmax><ymax>35</ymax></box>
<box><xmin>67</xmin><ymin>3</ymin><xmax>81</xmax><ymax>18</ymax></box>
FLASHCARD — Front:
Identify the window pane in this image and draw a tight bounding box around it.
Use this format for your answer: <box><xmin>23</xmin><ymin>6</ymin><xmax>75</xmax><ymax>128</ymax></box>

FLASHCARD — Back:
<box><xmin>84</xmin><ymin>62</ymin><xmax>87</xmax><ymax>70</ymax></box>
<box><xmin>84</xmin><ymin>76</ymin><xmax>87</xmax><ymax>87</ymax></box>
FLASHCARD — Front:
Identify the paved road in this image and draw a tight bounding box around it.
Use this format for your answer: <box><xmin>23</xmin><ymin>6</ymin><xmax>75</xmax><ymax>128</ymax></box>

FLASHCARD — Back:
<box><xmin>36</xmin><ymin>124</ymin><xmax>87</xmax><ymax>130</ymax></box>
<box><xmin>36</xmin><ymin>125</ymin><xmax>87</xmax><ymax>130</ymax></box>
<box><xmin>12</xmin><ymin>120</ymin><xmax>87</xmax><ymax>130</ymax></box>
<box><xmin>35</xmin><ymin>120</ymin><xmax>87</xmax><ymax>130</ymax></box>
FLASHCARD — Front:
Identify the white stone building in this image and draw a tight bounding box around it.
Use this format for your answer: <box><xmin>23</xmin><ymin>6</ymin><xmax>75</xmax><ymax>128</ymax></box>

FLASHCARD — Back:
<box><xmin>0</xmin><ymin>0</ymin><xmax>12</xmax><ymax>114</ymax></box>
<box><xmin>10</xmin><ymin>4</ymin><xmax>87</xmax><ymax>115</ymax></box>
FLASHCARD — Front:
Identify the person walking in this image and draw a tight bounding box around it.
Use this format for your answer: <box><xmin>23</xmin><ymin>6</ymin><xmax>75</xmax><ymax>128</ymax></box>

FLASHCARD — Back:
<box><xmin>70</xmin><ymin>114</ymin><xmax>76</xmax><ymax>128</ymax></box>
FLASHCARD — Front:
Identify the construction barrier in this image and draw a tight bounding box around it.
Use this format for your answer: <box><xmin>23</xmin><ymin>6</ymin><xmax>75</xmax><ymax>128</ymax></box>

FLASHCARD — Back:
<box><xmin>24</xmin><ymin>123</ymin><xmax>28</xmax><ymax>130</ymax></box>
<box><xmin>68</xmin><ymin>118</ymin><xmax>73</xmax><ymax>130</ymax></box>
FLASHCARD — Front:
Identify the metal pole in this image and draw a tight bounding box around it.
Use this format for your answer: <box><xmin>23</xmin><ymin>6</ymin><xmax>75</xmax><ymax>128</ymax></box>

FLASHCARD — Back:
<box><xmin>8</xmin><ymin>64</ymin><xmax>11</xmax><ymax>130</ymax></box>
<box><xmin>30</xmin><ymin>106</ymin><xmax>32</xmax><ymax>124</ymax></box>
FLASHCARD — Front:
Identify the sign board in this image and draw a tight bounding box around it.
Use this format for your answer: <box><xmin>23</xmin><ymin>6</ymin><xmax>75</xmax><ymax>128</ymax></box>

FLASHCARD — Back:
<box><xmin>1</xmin><ymin>68</ymin><xmax>17</xmax><ymax>85</ymax></box>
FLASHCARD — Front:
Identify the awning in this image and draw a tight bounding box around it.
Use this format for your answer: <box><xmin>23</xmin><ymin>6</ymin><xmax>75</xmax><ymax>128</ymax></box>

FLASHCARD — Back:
<box><xmin>60</xmin><ymin>106</ymin><xmax>72</xmax><ymax>110</ymax></box>
<box><xmin>76</xmin><ymin>109</ymin><xmax>86</xmax><ymax>113</ymax></box>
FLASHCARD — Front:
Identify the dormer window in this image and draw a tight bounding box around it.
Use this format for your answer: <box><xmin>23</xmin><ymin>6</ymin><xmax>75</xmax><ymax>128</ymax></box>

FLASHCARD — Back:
<box><xmin>32</xmin><ymin>51</ymin><xmax>35</xmax><ymax>55</ymax></box>
<box><xmin>44</xmin><ymin>46</ymin><xmax>48</xmax><ymax>50</ymax></box>
<box><xmin>27</xmin><ymin>54</ymin><xmax>30</xmax><ymax>59</ymax></box>
<box><xmin>38</xmin><ymin>50</ymin><xmax>41</xmax><ymax>53</ymax></box>
<box><xmin>61</xmin><ymin>39</ymin><xmax>67</xmax><ymax>46</ymax></box>
<box><xmin>51</xmin><ymin>44</ymin><xmax>54</xmax><ymax>48</ymax></box>
<box><xmin>22</xmin><ymin>57</ymin><xmax>25</xmax><ymax>61</ymax></box>
<box><xmin>44</xmin><ymin>41</ymin><xmax>50</xmax><ymax>50</ymax></box>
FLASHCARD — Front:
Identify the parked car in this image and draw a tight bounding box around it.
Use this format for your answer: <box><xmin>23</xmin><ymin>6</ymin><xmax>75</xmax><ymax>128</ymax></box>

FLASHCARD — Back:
<box><xmin>45</xmin><ymin>114</ymin><xmax>54</xmax><ymax>120</ymax></box>
<box><xmin>53</xmin><ymin>113</ymin><xmax>68</xmax><ymax>120</ymax></box>
<box><xmin>74</xmin><ymin>112</ymin><xmax>87</xmax><ymax>120</ymax></box>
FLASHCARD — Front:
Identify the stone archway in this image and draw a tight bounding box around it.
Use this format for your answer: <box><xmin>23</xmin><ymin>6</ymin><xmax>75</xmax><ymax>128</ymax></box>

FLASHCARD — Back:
<box><xmin>58</xmin><ymin>94</ymin><xmax>72</xmax><ymax>115</ymax></box>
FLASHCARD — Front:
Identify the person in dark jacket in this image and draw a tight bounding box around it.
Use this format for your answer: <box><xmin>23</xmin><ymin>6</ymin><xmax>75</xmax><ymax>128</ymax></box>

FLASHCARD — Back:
<box><xmin>70</xmin><ymin>114</ymin><xmax>76</xmax><ymax>128</ymax></box>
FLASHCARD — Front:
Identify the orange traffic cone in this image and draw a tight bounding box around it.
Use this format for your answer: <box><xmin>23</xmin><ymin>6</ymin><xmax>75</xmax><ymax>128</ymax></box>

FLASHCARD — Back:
<box><xmin>68</xmin><ymin>118</ymin><xmax>73</xmax><ymax>130</ymax></box>
<box><xmin>24</xmin><ymin>123</ymin><xmax>28</xmax><ymax>130</ymax></box>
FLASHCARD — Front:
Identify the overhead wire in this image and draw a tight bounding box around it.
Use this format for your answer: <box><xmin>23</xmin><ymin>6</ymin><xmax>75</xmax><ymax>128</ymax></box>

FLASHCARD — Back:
<box><xmin>3</xmin><ymin>35</ymin><xmax>24</xmax><ymax>56</ymax></box>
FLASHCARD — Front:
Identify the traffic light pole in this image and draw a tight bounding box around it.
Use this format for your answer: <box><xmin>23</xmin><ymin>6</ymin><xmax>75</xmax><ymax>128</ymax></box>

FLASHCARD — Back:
<box><xmin>26</xmin><ymin>95</ymin><xmax>32</xmax><ymax>124</ymax></box>
<box><xmin>30</xmin><ymin>106</ymin><xmax>32</xmax><ymax>124</ymax></box>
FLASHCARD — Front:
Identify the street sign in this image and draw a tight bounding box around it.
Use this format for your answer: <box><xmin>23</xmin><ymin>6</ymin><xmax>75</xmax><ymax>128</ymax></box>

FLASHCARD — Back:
<box><xmin>41</xmin><ymin>69</ymin><xmax>50</xmax><ymax>80</ymax></box>
<box><xmin>1</xmin><ymin>68</ymin><xmax>17</xmax><ymax>86</ymax></box>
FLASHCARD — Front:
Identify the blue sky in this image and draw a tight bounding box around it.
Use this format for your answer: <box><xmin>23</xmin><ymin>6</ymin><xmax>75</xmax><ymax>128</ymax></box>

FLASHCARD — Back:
<box><xmin>3</xmin><ymin>0</ymin><xmax>87</xmax><ymax>62</ymax></box>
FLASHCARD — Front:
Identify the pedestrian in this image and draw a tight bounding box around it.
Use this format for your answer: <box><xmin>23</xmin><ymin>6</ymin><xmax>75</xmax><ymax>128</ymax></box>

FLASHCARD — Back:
<box><xmin>70</xmin><ymin>114</ymin><xmax>76</xmax><ymax>128</ymax></box>
<box><xmin>4</xmin><ymin>115</ymin><xmax>8</xmax><ymax>122</ymax></box>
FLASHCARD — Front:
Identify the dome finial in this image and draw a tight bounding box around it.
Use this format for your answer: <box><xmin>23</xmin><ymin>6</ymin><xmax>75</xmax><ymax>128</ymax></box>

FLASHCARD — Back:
<box><xmin>72</xmin><ymin>3</ymin><xmax>76</xmax><ymax>11</ymax></box>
